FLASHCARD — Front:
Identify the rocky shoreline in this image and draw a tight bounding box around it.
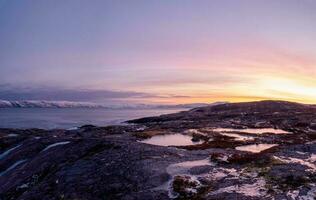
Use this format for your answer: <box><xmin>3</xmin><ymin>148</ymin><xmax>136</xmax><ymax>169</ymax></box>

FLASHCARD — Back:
<box><xmin>1</xmin><ymin>100</ymin><xmax>316</xmax><ymax>199</ymax></box>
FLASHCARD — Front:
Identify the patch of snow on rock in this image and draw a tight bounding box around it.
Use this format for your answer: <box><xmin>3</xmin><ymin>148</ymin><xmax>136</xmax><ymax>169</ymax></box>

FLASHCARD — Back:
<box><xmin>273</xmin><ymin>156</ymin><xmax>316</xmax><ymax>172</ymax></box>
<box><xmin>42</xmin><ymin>141</ymin><xmax>70</xmax><ymax>152</ymax></box>
<box><xmin>0</xmin><ymin>159</ymin><xmax>27</xmax><ymax>176</ymax></box>
<box><xmin>0</xmin><ymin>144</ymin><xmax>22</xmax><ymax>160</ymax></box>
<box><xmin>209</xmin><ymin>178</ymin><xmax>267</xmax><ymax>197</ymax></box>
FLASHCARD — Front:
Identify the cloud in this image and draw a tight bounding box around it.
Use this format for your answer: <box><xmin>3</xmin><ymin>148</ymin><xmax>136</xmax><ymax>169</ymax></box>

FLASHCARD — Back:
<box><xmin>0</xmin><ymin>85</ymin><xmax>154</xmax><ymax>102</ymax></box>
<box><xmin>0</xmin><ymin>85</ymin><xmax>193</xmax><ymax>104</ymax></box>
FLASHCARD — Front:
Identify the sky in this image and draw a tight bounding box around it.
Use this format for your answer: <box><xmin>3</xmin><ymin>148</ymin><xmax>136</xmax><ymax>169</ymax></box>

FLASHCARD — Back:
<box><xmin>1</xmin><ymin>0</ymin><xmax>316</xmax><ymax>104</ymax></box>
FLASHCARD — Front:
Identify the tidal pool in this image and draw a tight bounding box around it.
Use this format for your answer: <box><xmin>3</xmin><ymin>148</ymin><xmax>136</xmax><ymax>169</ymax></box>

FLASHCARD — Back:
<box><xmin>213</xmin><ymin>128</ymin><xmax>290</xmax><ymax>135</ymax></box>
<box><xmin>140</xmin><ymin>134</ymin><xmax>203</xmax><ymax>147</ymax></box>
<box><xmin>219</xmin><ymin>132</ymin><xmax>255</xmax><ymax>141</ymax></box>
<box><xmin>235</xmin><ymin>144</ymin><xmax>278</xmax><ymax>153</ymax></box>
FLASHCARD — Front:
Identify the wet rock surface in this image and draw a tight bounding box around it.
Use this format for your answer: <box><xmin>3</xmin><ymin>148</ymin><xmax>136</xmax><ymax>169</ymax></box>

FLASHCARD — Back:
<box><xmin>1</xmin><ymin>100</ymin><xmax>316</xmax><ymax>199</ymax></box>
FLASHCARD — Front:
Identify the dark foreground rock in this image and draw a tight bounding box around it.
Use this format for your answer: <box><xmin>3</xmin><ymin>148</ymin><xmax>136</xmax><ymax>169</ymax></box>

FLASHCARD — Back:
<box><xmin>1</xmin><ymin>100</ymin><xmax>316</xmax><ymax>199</ymax></box>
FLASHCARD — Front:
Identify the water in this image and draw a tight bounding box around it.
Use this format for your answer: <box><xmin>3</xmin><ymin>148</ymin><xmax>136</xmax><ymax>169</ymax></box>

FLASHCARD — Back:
<box><xmin>213</xmin><ymin>128</ymin><xmax>290</xmax><ymax>135</ymax></box>
<box><xmin>140</xmin><ymin>134</ymin><xmax>203</xmax><ymax>147</ymax></box>
<box><xmin>0</xmin><ymin>108</ymin><xmax>185</xmax><ymax>129</ymax></box>
<box><xmin>235</xmin><ymin>144</ymin><xmax>278</xmax><ymax>153</ymax></box>
<box><xmin>219</xmin><ymin>132</ymin><xmax>255</xmax><ymax>141</ymax></box>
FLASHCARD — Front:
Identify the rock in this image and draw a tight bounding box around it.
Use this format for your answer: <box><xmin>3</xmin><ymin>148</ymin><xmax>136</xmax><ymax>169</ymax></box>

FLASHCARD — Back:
<box><xmin>1</xmin><ymin>100</ymin><xmax>316</xmax><ymax>199</ymax></box>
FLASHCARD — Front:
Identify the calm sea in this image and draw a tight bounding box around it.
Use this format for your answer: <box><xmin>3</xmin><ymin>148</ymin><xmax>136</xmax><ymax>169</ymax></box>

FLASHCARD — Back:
<box><xmin>0</xmin><ymin>108</ymin><xmax>185</xmax><ymax>129</ymax></box>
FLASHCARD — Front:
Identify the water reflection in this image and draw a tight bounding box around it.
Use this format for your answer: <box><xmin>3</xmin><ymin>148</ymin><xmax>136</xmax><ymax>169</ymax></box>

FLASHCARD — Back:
<box><xmin>213</xmin><ymin>128</ymin><xmax>290</xmax><ymax>135</ymax></box>
<box><xmin>235</xmin><ymin>144</ymin><xmax>278</xmax><ymax>153</ymax></box>
<box><xmin>219</xmin><ymin>132</ymin><xmax>255</xmax><ymax>141</ymax></box>
<box><xmin>140</xmin><ymin>134</ymin><xmax>203</xmax><ymax>146</ymax></box>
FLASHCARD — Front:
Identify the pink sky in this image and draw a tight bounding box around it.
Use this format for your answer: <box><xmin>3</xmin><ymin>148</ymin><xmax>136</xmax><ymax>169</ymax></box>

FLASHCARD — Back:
<box><xmin>1</xmin><ymin>0</ymin><xmax>316</xmax><ymax>104</ymax></box>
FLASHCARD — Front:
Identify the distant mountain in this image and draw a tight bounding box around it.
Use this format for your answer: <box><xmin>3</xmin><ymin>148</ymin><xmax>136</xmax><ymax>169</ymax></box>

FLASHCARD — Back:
<box><xmin>0</xmin><ymin>100</ymin><xmax>227</xmax><ymax>109</ymax></box>
<box><xmin>0</xmin><ymin>100</ymin><xmax>100</xmax><ymax>108</ymax></box>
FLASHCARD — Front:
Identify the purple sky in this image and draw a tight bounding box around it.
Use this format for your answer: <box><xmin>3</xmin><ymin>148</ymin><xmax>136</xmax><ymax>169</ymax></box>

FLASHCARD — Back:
<box><xmin>1</xmin><ymin>0</ymin><xmax>316</xmax><ymax>104</ymax></box>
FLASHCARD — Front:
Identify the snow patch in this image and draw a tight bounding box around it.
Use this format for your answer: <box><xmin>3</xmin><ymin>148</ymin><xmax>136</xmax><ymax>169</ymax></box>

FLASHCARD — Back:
<box><xmin>273</xmin><ymin>156</ymin><xmax>316</xmax><ymax>172</ymax></box>
<box><xmin>42</xmin><ymin>141</ymin><xmax>70</xmax><ymax>152</ymax></box>
<box><xmin>166</xmin><ymin>158</ymin><xmax>213</xmax><ymax>175</ymax></box>
<box><xmin>209</xmin><ymin>178</ymin><xmax>267</xmax><ymax>197</ymax></box>
<box><xmin>0</xmin><ymin>144</ymin><xmax>22</xmax><ymax>160</ymax></box>
<box><xmin>0</xmin><ymin>159</ymin><xmax>27</xmax><ymax>176</ymax></box>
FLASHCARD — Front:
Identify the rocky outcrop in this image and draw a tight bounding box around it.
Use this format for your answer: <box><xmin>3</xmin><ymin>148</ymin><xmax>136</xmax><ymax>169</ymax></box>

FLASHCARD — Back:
<box><xmin>1</xmin><ymin>100</ymin><xmax>316</xmax><ymax>199</ymax></box>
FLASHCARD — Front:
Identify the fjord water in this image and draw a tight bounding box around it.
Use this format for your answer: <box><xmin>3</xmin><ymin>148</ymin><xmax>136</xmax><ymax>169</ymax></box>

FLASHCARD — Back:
<box><xmin>0</xmin><ymin>108</ymin><xmax>184</xmax><ymax>129</ymax></box>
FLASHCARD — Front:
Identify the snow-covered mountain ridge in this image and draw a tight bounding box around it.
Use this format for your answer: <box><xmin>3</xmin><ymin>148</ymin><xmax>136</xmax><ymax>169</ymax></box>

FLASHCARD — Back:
<box><xmin>0</xmin><ymin>100</ymin><xmax>227</xmax><ymax>109</ymax></box>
